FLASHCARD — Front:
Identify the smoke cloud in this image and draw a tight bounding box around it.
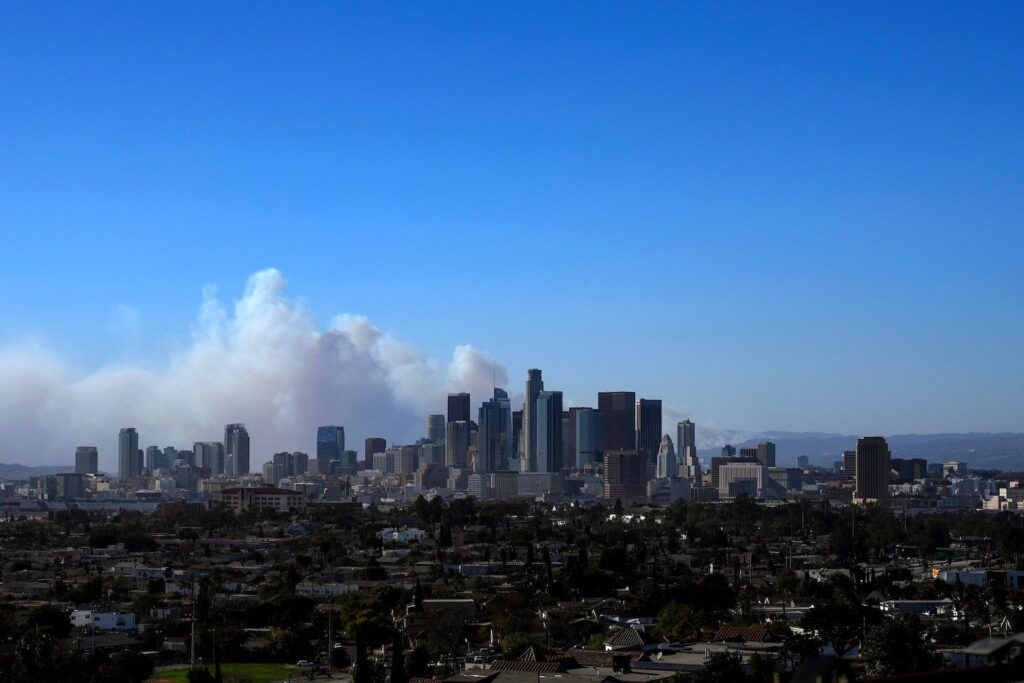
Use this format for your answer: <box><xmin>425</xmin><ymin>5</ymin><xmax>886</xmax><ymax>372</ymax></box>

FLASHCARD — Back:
<box><xmin>447</xmin><ymin>345</ymin><xmax>508</xmax><ymax>401</ymax></box>
<box><xmin>0</xmin><ymin>269</ymin><xmax>507</xmax><ymax>471</ymax></box>
<box><xmin>661</xmin><ymin>406</ymin><xmax>760</xmax><ymax>451</ymax></box>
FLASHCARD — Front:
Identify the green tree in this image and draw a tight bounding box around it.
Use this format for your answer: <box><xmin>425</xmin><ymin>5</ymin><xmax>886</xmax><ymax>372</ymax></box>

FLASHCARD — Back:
<box><xmin>338</xmin><ymin>593</ymin><xmax>393</xmax><ymax>683</ymax></box>
<box><xmin>11</xmin><ymin>628</ymin><xmax>70</xmax><ymax>682</ymax></box>
<box><xmin>106</xmin><ymin>651</ymin><xmax>155</xmax><ymax>683</ymax></box>
<box><xmin>500</xmin><ymin>633</ymin><xmax>542</xmax><ymax>659</ymax></box>
<box><xmin>428</xmin><ymin>497</ymin><xmax>445</xmax><ymax>525</ymax></box>
<box><xmin>375</xmin><ymin>583</ymin><xmax>410</xmax><ymax>611</ymax></box>
<box><xmin>390</xmin><ymin>629</ymin><xmax>407</xmax><ymax>683</ymax></box>
<box><xmin>862</xmin><ymin>614</ymin><xmax>943</xmax><ymax>678</ymax></box>
<box><xmin>801</xmin><ymin>601</ymin><xmax>861</xmax><ymax>657</ymax></box>
<box><xmin>354</xmin><ymin>636</ymin><xmax>371</xmax><ymax>683</ymax></box>
<box><xmin>491</xmin><ymin>592</ymin><xmax>535</xmax><ymax>636</ymax></box>
<box><xmin>778</xmin><ymin>630</ymin><xmax>823</xmax><ymax>672</ymax></box>
<box><xmin>656</xmin><ymin>603</ymin><xmax>699</xmax><ymax>642</ymax></box>
<box><xmin>25</xmin><ymin>604</ymin><xmax>72</xmax><ymax>638</ymax></box>
<box><xmin>693</xmin><ymin>573</ymin><xmax>736</xmax><ymax>626</ymax></box>
<box><xmin>405</xmin><ymin>645</ymin><xmax>431</xmax><ymax>677</ymax></box>
<box><xmin>696</xmin><ymin>652</ymin><xmax>746</xmax><ymax>683</ymax></box>
<box><xmin>268</xmin><ymin>594</ymin><xmax>315</xmax><ymax>630</ymax></box>
<box><xmin>122</xmin><ymin>530</ymin><xmax>158</xmax><ymax>552</ymax></box>
<box><xmin>264</xmin><ymin>627</ymin><xmax>305</xmax><ymax>660</ymax></box>
<box><xmin>88</xmin><ymin>526</ymin><xmax>118</xmax><ymax>548</ymax></box>
<box><xmin>413</xmin><ymin>496</ymin><xmax>430</xmax><ymax>527</ymax></box>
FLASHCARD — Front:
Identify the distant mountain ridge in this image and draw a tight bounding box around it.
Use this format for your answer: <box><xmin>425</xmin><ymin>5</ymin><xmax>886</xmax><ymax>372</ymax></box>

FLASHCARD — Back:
<box><xmin>0</xmin><ymin>463</ymin><xmax>74</xmax><ymax>480</ymax></box>
<box><xmin>698</xmin><ymin>432</ymin><xmax>1024</xmax><ymax>471</ymax></box>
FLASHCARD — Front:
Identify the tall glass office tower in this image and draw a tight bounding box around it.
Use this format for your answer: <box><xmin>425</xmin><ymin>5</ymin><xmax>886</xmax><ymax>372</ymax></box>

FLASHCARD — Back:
<box><xmin>118</xmin><ymin>427</ymin><xmax>139</xmax><ymax>480</ymax></box>
<box><xmin>316</xmin><ymin>425</ymin><xmax>345</xmax><ymax>473</ymax></box>
<box><xmin>225</xmin><ymin>423</ymin><xmax>250</xmax><ymax>476</ymax></box>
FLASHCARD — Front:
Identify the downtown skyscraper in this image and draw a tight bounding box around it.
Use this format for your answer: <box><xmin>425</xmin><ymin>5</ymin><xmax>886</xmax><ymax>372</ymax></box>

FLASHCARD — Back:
<box><xmin>756</xmin><ymin>441</ymin><xmax>777</xmax><ymax>468</ymax></box>
<box><xmin>316</xmin><ymin>425</ymin><xmax>345</xmax><ymax>474</ymax></box>
<box><xmin>224</xmin><ymin>423</ymin><xmax>250</xmax><ymax>476</ymax></box>
<box><xmin>364</xmin><ymin>437</ymin><xmax>387</xmax><ymax>469</ymax></box>
<box><xmin>536</xmin><ymin>390</ymin><xmax>564</xmax><ymax>473</ymax></box>
<box><xmin>598</xmin><ymin>391</ymin><xmax>636</xmax><ymax>452</ymax></box>
<box><xmin>603</xmin><ymin>449</ymin><xmax>646</xmax><ymax>501</ymax></box>
<box><xmin>478</xmin><ymin>388</ymin><xmax>513</xmax><ymax>473</ymax></box>
<box><xmin>656</xmin><ymin>434</ymin><xmax>676</xmax><ymax>479</ymax></box>
<box><xmin>854</xmin><ymin>436</ymin><xmax>891</xmax><ymax>504</ymax></box>
<box><xmin>677</xmin><ymin>419</ymin><xmax>700</xmax><ymax>480</ymax></box>
<box><xmin>447</xmin><ymin>392</ymin><xmax>471</xmax><ymax>423</ymax></box>
<box><xmin>118</xmin><ymin>427</ymin><xmax>139</xmax><ymax>480</ymax></box>
<box><xmin>635</xmin><ymin>398</ymin><xmax>662</xmax><ymax>465</ymax></box>
<box><xmin>195</xmin><ymin>441</ymin><xmax>225</xmax><ymax>475</ymax></box>
<box><xmin>522</xmin><ymin>369</ymin><xmax>544</xmax><ymax>471</ymax></box>
<box><xmin>426</xmin><ymin>414</ymin><xmax>445</xmax><ymax>444</ymax></box>
<box><xmin>145</xmin><ymin>445</ymin><xmax>163</xmax><ymax>471</ymax></box>
<box><xmin>574</xmin><ymin>407</ymin><xmax>603</xmax><ymax>467</ymax></box>
<box><xmin>445</xmin><ymin>420</ymin><xmax>470</xmax><ymax>468</ymax></box>
<box><xmin>76</xmin><ymin>446</ymin><xmax>98</xmax><ymax>475</ymax></box>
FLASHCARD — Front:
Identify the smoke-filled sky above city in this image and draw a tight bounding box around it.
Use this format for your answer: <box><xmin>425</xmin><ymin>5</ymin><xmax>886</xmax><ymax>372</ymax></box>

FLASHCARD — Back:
<box><xmin>0</xmin><ymin>269</ymin><xmax>517</xmax><ymax>468</ymax></box>
<box><xmin>1</xmin><ymin>2</ymin><xmax>1022</xmax><ymax>466</ymax></box>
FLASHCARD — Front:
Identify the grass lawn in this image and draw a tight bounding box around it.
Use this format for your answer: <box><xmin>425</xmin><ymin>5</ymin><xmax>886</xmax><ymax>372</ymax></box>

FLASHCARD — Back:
<box><xmin>149</xmin><ymin>662</ymin><xmax>301</xmax><ymax>683</ymax></box>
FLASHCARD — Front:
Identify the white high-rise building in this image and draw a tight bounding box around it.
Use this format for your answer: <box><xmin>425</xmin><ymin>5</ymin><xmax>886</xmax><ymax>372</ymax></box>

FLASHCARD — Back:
<box><xmin>656</xmin><ymin>434</ymin><xmax>676</xmax><ymax>479</ymax></box>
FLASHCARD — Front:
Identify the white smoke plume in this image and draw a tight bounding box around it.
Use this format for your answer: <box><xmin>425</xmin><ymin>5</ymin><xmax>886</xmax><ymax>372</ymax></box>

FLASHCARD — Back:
<box><xmin>447</xmin><ymin>345</ymin><xmax>508</xmax><ymax>401</ymax></box>
<box><xmin>0</xmin><ymin>269</ymin><xmax>507</xmax><ymax>471</ymax></box>
<box><xmin>662</xmin><ymin>406</ymin><xmax>761</xmax><ymax>450</ymax></box>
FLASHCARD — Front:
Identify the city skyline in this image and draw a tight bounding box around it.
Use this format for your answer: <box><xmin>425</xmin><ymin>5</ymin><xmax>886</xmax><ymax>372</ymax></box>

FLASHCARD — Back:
<box><xmin>0</xmin><ymin>266</ymin><xmax>1022</xmax><ymax>469</ymax></box>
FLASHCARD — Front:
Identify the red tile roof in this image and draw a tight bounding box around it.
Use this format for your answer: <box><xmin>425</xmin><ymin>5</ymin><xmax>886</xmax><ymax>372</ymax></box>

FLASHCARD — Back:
<box><xmin>603</xmin><ymin>626</ymin><xmax>650</xmax><ymax>649</ymax></box>
<box><xmin>489</xmin><ymin>660</ymin><xmax>564</xmax><ymax>673</ymax></box>
<box><xmin>713</xmin><ymin>625</ymin><xmax>771</xmax><ymax>643</ymax></box>
<box><xmin>565</xmin><ymin>649</ymin><xmax>647</xmax><ymax>667</ymax></box>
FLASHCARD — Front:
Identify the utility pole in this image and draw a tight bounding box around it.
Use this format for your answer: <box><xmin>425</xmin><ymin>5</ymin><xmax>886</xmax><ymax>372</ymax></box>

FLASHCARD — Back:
<box><xmin>327</xmin><ymin>608</ymin><xmax>334</xmax><ymax>671</ymax></box>
<box><xmin>190</xmin><ymin>579</ymin><xmax>196</xmax><ymax>669</ymax></box>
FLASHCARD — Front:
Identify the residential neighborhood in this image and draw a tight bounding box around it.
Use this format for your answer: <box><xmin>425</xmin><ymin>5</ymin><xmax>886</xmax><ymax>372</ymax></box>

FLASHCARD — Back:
<box><xmin>4</xmin><ymin>457</ymin><xmax>1024</xmax><ymax>681</ymax></box>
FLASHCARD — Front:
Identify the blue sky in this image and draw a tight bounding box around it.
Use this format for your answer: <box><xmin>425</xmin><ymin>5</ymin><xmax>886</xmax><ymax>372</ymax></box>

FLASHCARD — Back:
<box><xmin>1</xmin><ymin>1</ymin><xmax>1022</xmax><ymax>439</ymax></box>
